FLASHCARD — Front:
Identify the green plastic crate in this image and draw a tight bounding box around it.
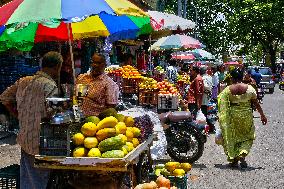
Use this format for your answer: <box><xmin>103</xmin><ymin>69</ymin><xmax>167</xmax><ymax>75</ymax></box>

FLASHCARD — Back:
<box><xmin>149</xmin><ymin>173</ymin><xmax>188</xmax><ymax>189</ymax></box>
<box><xmin>0</xmin><ymin>164</ymin><xmax>20</xmax><ymax>189</ymax></box>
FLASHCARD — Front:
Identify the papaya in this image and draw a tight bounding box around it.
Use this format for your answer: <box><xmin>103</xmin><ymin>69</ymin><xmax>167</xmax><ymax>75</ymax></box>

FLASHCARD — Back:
<box><xmin>115</xmin><ymin>122</ymin><xmax>127</xmax><ymax>134</ymax></box>
<box><xmin>98</xmin><ymin>108</ymin><xmax>118</xmax><ymax>120</ymax></box>
<box><xmin>96</xmin><ymin>128</ymin><xmax>116</xmax><ymax>141</ymax></box>
<box><xmin>98</xmin><ymin>135</ymin><xmax>126</xmax><ymax>152</ymax></box>
<box><xmin>97</xmin><ymin>116</ymin><xmax>118</xmax><ymax>131</ymax></box>
<box><xmin>102</xmin><ymin>150</ymin><xmax>125</xmax><ymax>158</ymax></box>
<box><xmin>115</xmin><ymin>114</ymin><xmax>125</xmax><ymax>122</ymax></box>
<box><xmin>81</xmin><ymin>122</ymin><xmax>97</xmax><ymax>137</ymax></box>
<box><xmin>85</xmin><ymin>116</ymin><xmax>100</xmax><ymax>124</ymax></box>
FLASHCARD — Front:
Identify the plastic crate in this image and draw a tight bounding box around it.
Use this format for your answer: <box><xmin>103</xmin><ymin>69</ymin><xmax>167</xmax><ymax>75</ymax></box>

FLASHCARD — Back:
<box><xmin>121</xmin><ymin>78</ymin><xmax>140</xmax><ymax>94</ymax></box>
<box><xmin>149</xmin><ymin>173</ymin><xmax>187</xmax><ymax>189</ymax></box>
<box><xmin>0</xmin><ymin>164</ymin><xmax>20</xmax><ymax>189</ymax></box>
<box><xmin>157</xmin><ymin>94</ymin><xmax>179</xmax><ymax>111</ymax></box>
<box><xmin>39</xmin><ymin>122</ymin><xmax>81</xmax><ymax>156</ymax></box>
<box><xmin>139</xmin><ymin>90</ymin><xmax>158</xmax><ymax>106</ymax></box>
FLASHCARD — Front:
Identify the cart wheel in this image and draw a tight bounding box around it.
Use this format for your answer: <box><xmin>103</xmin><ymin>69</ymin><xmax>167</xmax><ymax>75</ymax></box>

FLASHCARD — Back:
<box><xmin>136</xmin><ymin>150</ymin><xmax>153</xmax><ymax>184</ymax></box>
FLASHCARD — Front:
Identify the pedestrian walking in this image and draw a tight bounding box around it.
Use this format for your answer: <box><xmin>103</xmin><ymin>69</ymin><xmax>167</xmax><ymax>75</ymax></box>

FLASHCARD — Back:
<box><xmin>200</xmin><ymin>66</ymin><xmax>214</xmax><ymax>131</ymax></box>
<box><xmin>218</xmin><ymin>68</ymin><xmax>267</xmax><ymax>168</ymax></box>
<box><xmin>187</xmin><ymin>66</ymin><xmax>204</xmax><ymax>118</ymax></box>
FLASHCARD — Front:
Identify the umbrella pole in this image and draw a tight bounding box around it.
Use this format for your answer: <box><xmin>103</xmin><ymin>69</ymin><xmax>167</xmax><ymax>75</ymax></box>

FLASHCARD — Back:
<box><xmin>149</xmin><ymin>35</ymin><xmax>152</xmax><ymax>72</ymax></box>
<box><xmin>67</xmin><ymin>23</ymin><xmax>76</xmax><ymax>84</ymax></box>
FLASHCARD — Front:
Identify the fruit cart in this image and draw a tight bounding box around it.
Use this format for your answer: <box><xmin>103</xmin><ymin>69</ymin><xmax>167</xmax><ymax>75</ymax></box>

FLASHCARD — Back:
<box><xmin>34</xmin><ymin>134</ymin><xmax>155</xmax><ymax>188</ymax></box>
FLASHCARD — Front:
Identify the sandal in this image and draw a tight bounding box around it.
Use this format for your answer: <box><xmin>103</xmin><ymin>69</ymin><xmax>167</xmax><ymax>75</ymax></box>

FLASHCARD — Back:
<box><xmin>228</xmin><ymin>159</ymin><xmax>239</xmax><ymax>168</ymax></box>
<box><xmin>239</xmin><ymin>157</ymin><xmax>248</xmax><ymax>169</ymax></box>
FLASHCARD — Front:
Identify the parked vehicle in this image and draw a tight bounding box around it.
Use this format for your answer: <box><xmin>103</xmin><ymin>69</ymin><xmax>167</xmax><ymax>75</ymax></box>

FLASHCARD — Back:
<box><xmin>159</xmin><ymin>111</ymin><xmax>207</xmax><ymax>163</ymax></box>
<box><xmin>279</xmin><ymin>74</ymin><xmax>284</xmax><ymax>91</ymax></box>
<box><xmin>248</xmin><ymin>67</ymin><xmax>275</xmax><ymax>93</ymax></box>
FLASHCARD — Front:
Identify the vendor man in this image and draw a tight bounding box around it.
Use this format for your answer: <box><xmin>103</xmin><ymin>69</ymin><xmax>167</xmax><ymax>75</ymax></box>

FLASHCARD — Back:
<box><xmin>77</xmin><ymin>53</ymin><xmax>119</xmax><ymax>116</ymax></box>
<box><xmin>0</xmin><ymin>51</ymin><xmax>63</xmax><ymax>189</ymax></box>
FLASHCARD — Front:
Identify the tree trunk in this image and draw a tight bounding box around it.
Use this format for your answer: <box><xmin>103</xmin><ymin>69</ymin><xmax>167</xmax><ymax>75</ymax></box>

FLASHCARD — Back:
<box><xmin>268</xmin><ymin>46</ymin><xmax>277</xmax><ymax>73</ymax></box>
<box><xmin>183</xmin><ymin>0</ymin><xmax>188</xmax><ymax>18</ymax></box>
<box><xmin>178</xmin><ymin>0</ymin><xmax>183</xmax><ymax>17</ymax></box>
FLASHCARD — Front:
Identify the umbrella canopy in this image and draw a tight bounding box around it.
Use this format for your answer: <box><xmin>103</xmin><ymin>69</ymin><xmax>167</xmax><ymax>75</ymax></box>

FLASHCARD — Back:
<box><xmin>150</xmin><ymin>34</ymin><xmax>202</xmax><ymax>50</ymax></box>
<box><xmin>0</xmin><ymin>0</ymin><xmax>152</xmax><ymax>51</ymax></box>
<box><xmin>171</xmin><ymin>51</ymin><xmax>195</xmax><ymax>60</ymax></box>
<box><xmin>0</xmin><ymin>0</ymin><xmax>147</xmax><ymax>25</ymax></box>
<box><xmin>191</xmin><ymin>49</ymin><xmax>215</xmax><ymax>60</ymax></box>
<box><xmin>148</xmin><ymin>10</ymin><xmax>195</xmax><ymax>31</ymax></box>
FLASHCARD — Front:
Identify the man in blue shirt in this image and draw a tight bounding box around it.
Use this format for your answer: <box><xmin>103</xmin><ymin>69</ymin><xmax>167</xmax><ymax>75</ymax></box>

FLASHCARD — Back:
<box><xmin>252</xmin><ymin>67</ymin><xmax>262</xmax><ymax>86</ymax></box>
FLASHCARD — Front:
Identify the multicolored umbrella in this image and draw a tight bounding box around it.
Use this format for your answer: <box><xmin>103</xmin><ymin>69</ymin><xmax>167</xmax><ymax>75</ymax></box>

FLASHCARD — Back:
<box><xmin>0</xmin><ymin>0</ymin><xmax>147</xmax><ymax>25</ymax></box>
<box><xmin>150</xmin><ymin>34</ymin><xmax>202</xmax><ymax>50</ymax></box>
<box><xmin>0</xmin><ymin>0</ymin><xmax>152</xmax><ymax>51</ymax></box>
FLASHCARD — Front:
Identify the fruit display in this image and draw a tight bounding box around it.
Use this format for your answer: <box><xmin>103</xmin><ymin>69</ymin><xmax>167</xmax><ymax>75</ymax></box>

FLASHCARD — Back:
<box><xmin>134</xmin><ymin>115</ymin><xmax>154</xmax><ymax>141</ymax></box>
<box><xmin>177</xmin><ymin>73</ymin><xmax>190</xmax><ymax>84</ymax></box>
<box><xmin>154</xmin><ymin>162</ymin><xmax>192</xmax><ymax>177</ymax></box>
<box><xmin>121</xmin><ymin>65</ymin><xmax>142</xmax><ymax>79</ymax></box>
<box><xmin>71</xmin><ymin>110</ymin><xmax>143</xmax><ymax>158</ymax></box>
<box><xmin>139</xmin><ymin>77</ymin><xmax>158</xmax><ymax>90</ymax></box>
<box><xmin>154</xmin><ymin>66</ymin><xmax>165</xmax><ymax>74</ymax></box>
<box><xmin>157</xmin><ymin>80</ymin><xmax>179</xmax><ymax>95</ymax></box>
<box><xmin>134</xmin><ymin>175</ymin><xmax>177</xmax><ymax>189</ymax></box>
<box><xmin>105</xmin><ymin>66</ymin><xmax>122</xmax><ymax>76</ymax></box>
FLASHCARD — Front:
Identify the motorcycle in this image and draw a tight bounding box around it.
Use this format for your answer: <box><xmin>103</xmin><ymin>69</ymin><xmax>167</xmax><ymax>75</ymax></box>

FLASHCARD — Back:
<box><xmin>159</xmin><ymin>111</ymin><xmax>207</xmax><ymax>163</ymax></box>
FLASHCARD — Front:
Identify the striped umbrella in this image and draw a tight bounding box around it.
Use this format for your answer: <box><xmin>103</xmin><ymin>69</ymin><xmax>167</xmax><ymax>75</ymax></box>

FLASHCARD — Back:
<box><xmin>150</xmin><ymin>34</ymin><xmax>202</xmax><ymax>50</ymax></box>
<box><xmin>0</xmin><ymin>0</ymin><xmax>152</xmax><ymax>51</ymax></box>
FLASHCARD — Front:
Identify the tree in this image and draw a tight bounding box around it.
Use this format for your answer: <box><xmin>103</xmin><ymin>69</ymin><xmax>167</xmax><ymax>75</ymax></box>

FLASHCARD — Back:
<box><xmin>226</xmin><ymin>0</ymin><xmax>284</xmax><ymax>72</ymax></box>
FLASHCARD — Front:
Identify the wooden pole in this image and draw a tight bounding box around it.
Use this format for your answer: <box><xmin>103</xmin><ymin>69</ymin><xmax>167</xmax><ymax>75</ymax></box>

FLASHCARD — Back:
<box><xmin>67</xmin><ymin>23</ymin><xmax>76</xmax><ymax>83</ymax></box>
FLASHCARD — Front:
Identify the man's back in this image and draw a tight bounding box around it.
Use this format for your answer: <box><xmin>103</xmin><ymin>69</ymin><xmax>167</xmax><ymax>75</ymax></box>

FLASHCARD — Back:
<box><xmin>0</xmin><ymin>71</ymin><xmax>58</xmax><ymax>155</ymax></box>
<box><xmin>252</xmin><ymin>72</ymin><xmax>262</xmax><ymax>85</ymax></box>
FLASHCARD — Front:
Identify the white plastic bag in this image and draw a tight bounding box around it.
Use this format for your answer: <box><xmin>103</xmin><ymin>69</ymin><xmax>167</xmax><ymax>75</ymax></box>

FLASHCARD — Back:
<box><xmin>196</xmin><ymin>110</ymin><xmax>207</xmax><ymax>125</ymax></box>
<box><xmin>215</xmin><ymin>129</ymin><xmax>223</xmax><ymax>145</ymax></box>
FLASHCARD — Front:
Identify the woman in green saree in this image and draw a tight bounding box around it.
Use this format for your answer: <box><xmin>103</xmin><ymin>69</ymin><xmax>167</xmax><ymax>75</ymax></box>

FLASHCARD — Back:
<box><xmin>218</xmin><ymin>68</ymin><xmax>267</xmax><ymax>168</ymax></box>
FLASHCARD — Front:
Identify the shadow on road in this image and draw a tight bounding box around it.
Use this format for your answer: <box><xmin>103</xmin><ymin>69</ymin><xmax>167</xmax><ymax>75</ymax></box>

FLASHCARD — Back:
<box><xmin>214</xmin><ymin>164</ymin><xmax>264</xmax><ymax>172</ymax></box>
<box><xmin>192</xmin><ymin>163</ymin><xmax>207</xmax><ymax>170</ymax></box>
<box><xmin>0</xmin><ymin>132</ymin><xmax>17</xmax><ymax>145</ymax></box>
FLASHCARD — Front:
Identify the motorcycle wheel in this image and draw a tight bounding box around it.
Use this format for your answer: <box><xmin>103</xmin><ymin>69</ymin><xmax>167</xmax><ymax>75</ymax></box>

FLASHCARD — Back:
<box><xmin>166</xmin><ymin>124</ymin><xmax>204</xmax><ymax>163</ymax></box>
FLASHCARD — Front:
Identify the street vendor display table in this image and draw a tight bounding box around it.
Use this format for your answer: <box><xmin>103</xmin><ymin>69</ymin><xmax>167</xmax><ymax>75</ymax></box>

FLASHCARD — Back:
<box><xmin>34</xmin><ymin>135</ymin><xmax>154</xmax><ymax>188</ymax></box>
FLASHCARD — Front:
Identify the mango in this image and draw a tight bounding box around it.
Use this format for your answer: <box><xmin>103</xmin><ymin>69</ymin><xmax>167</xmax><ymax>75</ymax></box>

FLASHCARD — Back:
<box><xmin>72</xmin><ymin>133</ymin><xmax>85</xmax><ymax>146</ymax></box>
<box><xmin>97</xmin><ymin>116</ymin><xmax>118</xmax><ymax>130</ymax></box>
<box><xmin>87</xmin><ymin>148</ymin><xmax>101</xmax><ymax>157</ymax></box>
<box><xmin>84</xmin><ymin>137</ymin><xmax>98</xmax><ymax>149</ymax></box>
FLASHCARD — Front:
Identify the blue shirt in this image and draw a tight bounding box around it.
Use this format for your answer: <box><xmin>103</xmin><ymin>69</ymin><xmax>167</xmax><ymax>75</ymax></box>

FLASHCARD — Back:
<box><xmin>252</xmin><ymin>72</ymin><xmax>262</xmax><ymax>85</ymax></box>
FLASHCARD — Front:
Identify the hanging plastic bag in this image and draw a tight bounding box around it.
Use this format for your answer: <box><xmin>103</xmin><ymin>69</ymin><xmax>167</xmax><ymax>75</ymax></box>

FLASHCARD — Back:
<box><xmin>196</xmin><ymin>110</ymin><xmax>207</xmax><ymax>126</ymax></box>
<box><xmin>215</xmin><ymin>129</ymin><xmax>223</xmax><ymax>145</ymax></box>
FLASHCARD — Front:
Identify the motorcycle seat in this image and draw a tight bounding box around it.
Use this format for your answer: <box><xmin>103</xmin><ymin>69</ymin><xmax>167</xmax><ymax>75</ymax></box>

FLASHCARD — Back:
<box><xmin>168</xmin><ymin>111</ymin><xmax>192</xmax><ymax>122</ymax></box>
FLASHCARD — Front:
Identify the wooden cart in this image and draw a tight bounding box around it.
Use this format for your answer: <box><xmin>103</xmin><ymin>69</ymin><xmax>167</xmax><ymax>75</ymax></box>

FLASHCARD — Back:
<box><xmin>34</xmin><ymin>135</ymin><xmax>155</xmax><ymax>188</ymax></box>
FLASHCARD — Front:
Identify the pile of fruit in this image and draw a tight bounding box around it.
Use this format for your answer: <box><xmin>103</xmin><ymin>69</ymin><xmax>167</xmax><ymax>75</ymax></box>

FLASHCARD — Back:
<box><xmin>154</xmin><ymin>162</ymin><xmax>191</xmax><ymax>177</ymax></box>
<box><xmin>154</xmin><ymin>66</ymin><xmax>165</xmax><ymax>74</ymax></box>
<box><xmin>177</xmin><ymin>73</ymin><xmax>191</xmax><ymax>84</ymax></box>
<box><xmin>157</xmin><ymin>80</ymin><xmax>179</xmax><ymax>95</ymax></box>
<box><xmin>134</xmin><ymin>175</ymin><xmax>176</xmax><ymax>189</ymax></box>
<box><xmin>139</xmin><ymin>77</ymin><xmax>158</xmax><ymax>90</ymax></box>
<box><xmin>72</xmin><ymin>109</ymin><xmax>141</xmax><ymax>158</ymax></box>
<box><xmin>106</xmin><ymin>67</ymin><xmax>122</xmax><ymax>77</ymax></box>
<box><xmin>121</xmin><ymin>65</ymin><xmax>141</xmax><ymax>79</ymax></box>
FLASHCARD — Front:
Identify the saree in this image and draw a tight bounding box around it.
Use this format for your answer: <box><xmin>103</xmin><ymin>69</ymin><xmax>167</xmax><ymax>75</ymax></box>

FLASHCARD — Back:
<box><xmin>217</xmin><ymin>85</ymin><xmax>257</xmax><ymax>162</ymax></box>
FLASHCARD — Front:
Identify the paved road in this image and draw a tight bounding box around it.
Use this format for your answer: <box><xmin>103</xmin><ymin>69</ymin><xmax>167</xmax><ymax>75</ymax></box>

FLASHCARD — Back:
<box><xmin>0</xmin><ymin>86</ymin><xmax>283</xmax><ymax>189</ymax></box>
<box><xmin>188</xmin><ymin>86</ymin><xmax>284</xmax><ymax>189</ymax></box>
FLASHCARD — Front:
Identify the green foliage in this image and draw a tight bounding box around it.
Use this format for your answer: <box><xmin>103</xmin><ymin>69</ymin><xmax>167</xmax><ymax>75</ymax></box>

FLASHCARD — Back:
<box><xmin>164</xmin><ymin>0</ymin><xmax>284</xmax><ymax>71</ymax></box>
